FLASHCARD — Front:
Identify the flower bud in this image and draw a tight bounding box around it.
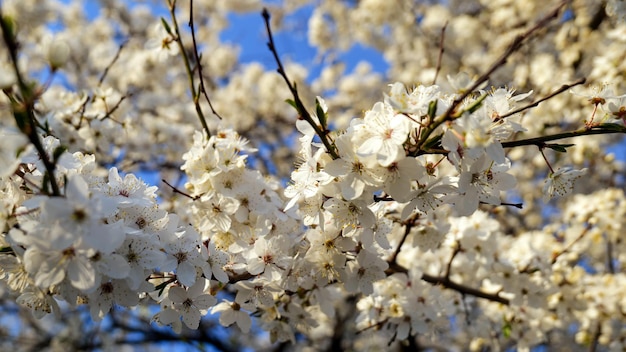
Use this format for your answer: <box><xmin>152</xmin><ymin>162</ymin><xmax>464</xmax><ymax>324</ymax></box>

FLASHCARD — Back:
<box><xmin>47</xmin><ymin>39</ymin><xmax>70</xmax><ymax>70</ymax></box>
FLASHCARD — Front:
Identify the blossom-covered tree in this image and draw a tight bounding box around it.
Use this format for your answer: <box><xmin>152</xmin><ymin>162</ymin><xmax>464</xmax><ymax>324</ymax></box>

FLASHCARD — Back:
<box><xmin>0</xmin><ymin>0</ymin><xmax>625</xmax><ymax>351</ymax></box>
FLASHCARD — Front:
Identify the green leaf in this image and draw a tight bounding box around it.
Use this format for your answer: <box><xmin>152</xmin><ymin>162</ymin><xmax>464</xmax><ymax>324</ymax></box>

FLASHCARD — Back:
<box><xmin>502</xmin><ymin>320</ymin><xmax>512</xmax><ymax>339</ymax></box>
<box><xmin>13</xmin><ymin>107</ymin><xmax>31</xmax><ymax>135</ymax></box>
<box><xmin>315</xmin><ymin>98</ymin><xmax>327</xmax><ymax>128</ymax></box>
<box><xmin>160</xmin><ymin>17</ymin><xmax>173</xmax><ymax>35</ymax></box>
<box><xmin>422</xmin><ymin>132</ymin><xmax>443</xmax><ymax>150</ymax></box>
<box><xmin>545</xmin><ymin>143</ymin><xmax>575</xmax><ymax>153</ymax></box>
<box><xmin>52</xmin><ymin>145</ymin><xmax>68</xmax><ymax>163</ymax></box>
<box><xmin>0</xmin><ymin>246</ymin><xmax>13</xmax><ymax>254</ymax></box>
<box><xmin>285</xmin><ymin>99</ymin><xmax>297</xmax><ymax>110</ymax></box>
<box><xmin>427</xmin><ymin>100</ymin><xmax>438</xmax><ymax>119</ymax></box>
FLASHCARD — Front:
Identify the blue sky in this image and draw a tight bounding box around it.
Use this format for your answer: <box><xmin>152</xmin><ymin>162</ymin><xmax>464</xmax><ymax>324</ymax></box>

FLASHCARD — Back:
<box><xmin>220</xmin><ymin>6</ymin><xmax>389</xmax><ymax>83</ymax></box>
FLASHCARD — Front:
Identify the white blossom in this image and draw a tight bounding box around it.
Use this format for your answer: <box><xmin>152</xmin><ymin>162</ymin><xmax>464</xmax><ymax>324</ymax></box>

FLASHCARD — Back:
<box><xmin>543</xmin><ymin>168</ymin><xmax>588</xmax><ymax>202</ymax></box>
<box><xmin>168</xmin><ymin>279</ymin><xmax>216</xmax><ymax>329</ymax></box>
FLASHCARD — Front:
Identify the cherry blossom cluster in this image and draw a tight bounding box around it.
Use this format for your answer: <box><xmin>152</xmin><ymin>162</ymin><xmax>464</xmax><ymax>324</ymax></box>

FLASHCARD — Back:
<box><xmin>279</xmin><ymin>82</ymin><xmax>573</xmax><ymax>341</ymax></box>
<box><xmin>287</xmin><ymin>81</ymin><xmax>555</xmax><ymax>222</ymax></box>
<box><xmin>1</xmin><ymin>0</ymin><xmax>626</xmax><ymax>350</ymax></box>
<box><xmin>0</xmin><ymin>135</ymin><xmax>210</xmax><ymax>324</ymax></box>
<box><xmin>2</xmin><ymin>64</ymin><xmax>624</xmax><ymax>351</ymax></box>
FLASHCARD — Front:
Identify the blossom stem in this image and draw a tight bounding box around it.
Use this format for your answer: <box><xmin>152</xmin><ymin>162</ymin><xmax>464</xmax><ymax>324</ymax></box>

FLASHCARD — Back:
<box><xmin>586</xmin><ymin>103</ymin><xmax>600</xmax><ymax>127</ymax></box>
<box><xmin>539</xmin><ymin>147</ymin><xmax>555</xmax><ymax>174</ymax></box>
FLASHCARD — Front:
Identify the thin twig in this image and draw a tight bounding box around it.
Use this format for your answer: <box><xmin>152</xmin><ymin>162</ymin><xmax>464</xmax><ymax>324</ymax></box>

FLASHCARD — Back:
<box><xmin>386</xmin><ymin>215</ymin><xmax>509</xmax><ymax>305</ymax></box>
<box><xmin>588</xmin><ymin>322</ymin><xmax>601</xmax><ymax>352</ymax></box>
<box><xmin>99</xmin><ymin>93</ymin><xmax>131</xmax><ymax>123</ymax></box>
<box><xmin>551</xmin><ymin>222</ymin><xmax>593</xmax><ymax>264</ymax></box>
<box><xmin>444</xmin><ymin>0</ymin><xmax>568</xmax><ymax>119</ymax></box>
<box><xmin>460</xmin><ymin>293</ymin><xmax>472</xmax><ymax>326</ymax></box>
<box><xmin>373</xmin><ymin>195</ymin><xmax>394</xmax><ymax>202</ymax></box>
<box><xmin>416</xmin><ymin>0</ymin><xmax>570</xmax><ymax>151</ymax></box>
<box><xmin>606</xmin><ymin>238</ymin><xmax>615</xmax><ymax>274</ymax></box>
<box><xmin>498</xmin><ymin>77</ymin><xmax>586</xmax><ymax>120</ymax></box>
<box><xmin>161</xmin><ymin>178</ymin><xmax>199</xmax><ymax>200</ymax></box>
<box><xmin>262</xmin><ymin>8</ymin><xmax>339</xmax><ymax>159</ymax></box>
<box><xmin>444</xmin><ymin>245</ymin><xmax>461</xmax><ymax>280</ymax></box>
<box><xmin>98</xmin><ymin>41</ymin><xmax>127</xmax><ymax>86</ymax></box>
<box><xmin>167</xmin><ymin>0</ymin><xmax>211</xmax><ymax>137</ymax></box>
<box><xmin>432</xmin><ymin>21</ymin><xmax>448</xmax><ymax>85</ymax></box>
<box><xmin>188</xmin><ymin>0</ymin><xmax>222</xmax><ymax>120</ymax></box>
<box><xmin>14</xmin><ymin>167</ymin><xmax>44</xmax><ymax>193</ymax></box>
<box><xmin>421</xmin><ymin>272</ymin><xmax>509</xmax><ymax>305</ymax></box>
<box><xmin>388</xmin><ymin>213</ymin><xmax>418</xmax><ymax>264</ymax></box>
<box><xmin>479</xmin><ymin>201</ymin><xmax>524</xmax><ymax>209</ymax></box>
<box><xmin>500</xmin><ymin>201</ymin><xmax>523</xmax><ymax>209</ymax></box>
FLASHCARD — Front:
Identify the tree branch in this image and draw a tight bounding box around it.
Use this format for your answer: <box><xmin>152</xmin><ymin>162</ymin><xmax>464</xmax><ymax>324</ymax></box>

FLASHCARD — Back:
<box><xmin>386</xmin><ymin>261</ymin><xmax>510</xmax><ymax>305</ymax></box>
<box><xmin>0</xmin><ymin>12</ymin><xmax>61</xmax><ymax>196</ymax></box>
<box><xmin>502</xmin><ymin>123</ymin><xmax>626</xmax><ymax>149</ymax></box>
<box><xmin>417</xmin><ymin>0</ymin><xmax>570</xmax><ymax>151</ymax></box>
